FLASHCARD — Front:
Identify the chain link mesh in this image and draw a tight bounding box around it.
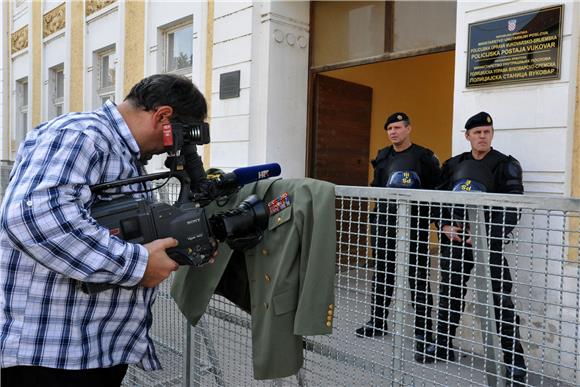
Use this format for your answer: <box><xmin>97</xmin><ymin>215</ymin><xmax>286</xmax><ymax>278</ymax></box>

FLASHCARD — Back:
<box><xmin>123</xmin><ymin>184</ymin><xmax>579</xmax><ymax>387</ymax></box>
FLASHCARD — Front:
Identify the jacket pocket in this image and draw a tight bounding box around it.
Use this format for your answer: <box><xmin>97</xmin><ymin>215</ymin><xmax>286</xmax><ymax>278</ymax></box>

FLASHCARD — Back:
<box><xmin>272</xmin><ymin>287</ymin><xmax>298</xmax><ymax>315</ymax></box>
<box><xmin>268</xmin><ymin>206</ymin><xmax>292</xmax><ymax>231</ymax></box>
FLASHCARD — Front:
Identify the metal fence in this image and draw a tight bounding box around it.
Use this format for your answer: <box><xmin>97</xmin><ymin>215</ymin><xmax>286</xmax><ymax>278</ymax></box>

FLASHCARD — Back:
<box><xmin>117</xmin><ymin>184</ymin><xmax>578</xmax><ymax>386</ymax></box>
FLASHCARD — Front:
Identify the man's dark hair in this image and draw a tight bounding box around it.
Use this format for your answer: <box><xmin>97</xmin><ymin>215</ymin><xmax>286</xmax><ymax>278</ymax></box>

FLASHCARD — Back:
<box><xmin>124</xmin><ymin>74</ymin><xmax>207</xmax><ymax>124</ymax></box>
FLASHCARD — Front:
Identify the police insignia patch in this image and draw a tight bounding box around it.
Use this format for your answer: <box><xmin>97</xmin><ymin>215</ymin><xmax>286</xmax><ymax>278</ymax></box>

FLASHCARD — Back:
<box><xmin>397</xmin><ymin>114</ymin><xmax>403</xmax><ymax>120</ymax></box>
<box><xmin>268</xmin><ymin>192</ymin><xmax>291</xmax><ymax>215</ymax></box>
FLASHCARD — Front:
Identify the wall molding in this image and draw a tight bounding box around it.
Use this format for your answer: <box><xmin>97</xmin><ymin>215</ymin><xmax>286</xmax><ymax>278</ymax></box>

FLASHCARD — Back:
<box><xmin>261</xmin><ymin>12</ymin><xmax>308</xmax><ymax>33</ymax></box>
<box><xmin>43</xmin><ymin>3</ymin><xmax>66</xmax><ymax>38</ymax></box>
<box><xmin>10</xmin><ymin>25</ymin><xmax>28</xmax><ymax>54</ymax></box>
<box><xmin>85</xmin><ymin>0</ymin><xmax>116</xmax><ymax>17</ymax></box>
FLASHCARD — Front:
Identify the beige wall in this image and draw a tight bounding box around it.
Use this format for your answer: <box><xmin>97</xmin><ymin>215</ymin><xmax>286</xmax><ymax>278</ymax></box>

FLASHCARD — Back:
<box><xmin>122</xmin><ymin>1</ymin><xmax>145</xmax><ymax>96</ymax></box>
<box><xmin>312</xmin><ymin>1</ymin><xmax>386</xmax><ymax>67</ymax></box>
<box><xmin>324</xmin><ymin>50</ymin><xmax>455</xmax><ymax>182</ymax></box>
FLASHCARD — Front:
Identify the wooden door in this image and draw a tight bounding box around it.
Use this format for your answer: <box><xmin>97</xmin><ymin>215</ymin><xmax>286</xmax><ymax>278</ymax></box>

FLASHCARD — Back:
<box><xmin>311</xmin><ymin>74</ymin><xmax>372</xmax><ymax>186</ymax></box>
<box><xmin>311</xmin><ymin>74</ymin><xmax>373</xmax><ymax>269</ymax></box>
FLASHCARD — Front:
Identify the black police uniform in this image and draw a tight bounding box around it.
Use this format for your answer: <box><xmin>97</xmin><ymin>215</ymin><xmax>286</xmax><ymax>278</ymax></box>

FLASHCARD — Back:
<box><xmin>358</xmin><ymin>143</ymin><xmax>441</xmax><ymax>345</ymax></box>
<box><xmin>428</xmin><ymin>147</ymin><xmax>527</xmax><ymax>376</ymax></box>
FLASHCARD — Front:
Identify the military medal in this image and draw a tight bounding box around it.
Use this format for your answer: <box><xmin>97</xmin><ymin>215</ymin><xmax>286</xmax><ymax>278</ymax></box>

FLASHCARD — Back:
<box><xmin>268</xmin><ymin>192</ymin><xmax>291</xmax><ymax>215</ymax></box>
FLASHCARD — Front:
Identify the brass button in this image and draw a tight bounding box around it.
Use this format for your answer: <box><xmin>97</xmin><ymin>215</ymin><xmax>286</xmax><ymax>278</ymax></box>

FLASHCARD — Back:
<box><xmin>326</xmin><ymin>321</ymin><xmax>332</xmax><ymax>327</ymax></box>
<box><xmin>328</xmin><ymin>304</ymin><xmax>334</xmax><ymax>310</ymax></box>
<box><xmin>326</xmin><ymin>315</ymin><xmax>333</xmax><ymax>322</ymax></box>
<box><xmin>276</xmin><ymin>216</ymin><xmax>282</xmax><ymax>224</ymax></box>
<box><xmin>264</xmin><ymin>273</ymin><xmax>271</xmax><ymax>283</ymax></box>
<box><xmin>327</xmin><ymin>310</ymin><xmax>333</xmax><ymax>316</ymax></box>
<box><xmin>264</xmin><ymin>302</ymin><xmax>269</xmax><ymax>309</ymax></box>
<box><xmin>261</xmin><ymin>249</ymin><xmax>269</xmax><ymax>256</ymax></box>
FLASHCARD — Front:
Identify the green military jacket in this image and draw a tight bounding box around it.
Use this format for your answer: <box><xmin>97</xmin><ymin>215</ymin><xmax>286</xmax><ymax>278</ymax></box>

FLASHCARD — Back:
<box><xmin>171</xmin><ymin>178</ymin><xmax>337</xmax><ymax>380</ymax></box>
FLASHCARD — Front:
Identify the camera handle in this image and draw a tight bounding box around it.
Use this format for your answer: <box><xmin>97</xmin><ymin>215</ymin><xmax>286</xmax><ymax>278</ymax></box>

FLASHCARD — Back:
<box><xmin>90</xmin><ymin>167</ymin><xmax>193</xmax><ymax>204</ymax></box>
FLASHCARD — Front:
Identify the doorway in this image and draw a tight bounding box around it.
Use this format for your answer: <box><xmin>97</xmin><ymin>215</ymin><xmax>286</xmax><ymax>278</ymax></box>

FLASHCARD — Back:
<box><xmin>310</xmin><ymin>51</ymin><xmax>455</xmax><ymax>184</ymax></box>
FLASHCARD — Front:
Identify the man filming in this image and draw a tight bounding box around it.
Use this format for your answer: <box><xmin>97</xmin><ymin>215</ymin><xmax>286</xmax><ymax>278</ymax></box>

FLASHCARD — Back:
<box><xmin>0</xmin><ymin>74</ymin><xmax>207</xmax><ymax>386</ymax></box>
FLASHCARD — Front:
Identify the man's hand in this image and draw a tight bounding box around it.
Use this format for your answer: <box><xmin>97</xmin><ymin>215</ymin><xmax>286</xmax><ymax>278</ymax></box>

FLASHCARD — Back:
<box><xmin>442</xmin><ymin>225</ymin><xmax>464</xmax><ymax>243</ymax></box>
<box><xmin>140</xmin><ymin>238</ymin><xmax>180</xmax><ymax>288</ymax></box>
<box><xmin>442</xmin><ymin>224</ymin><xmax>472</xmax><ymax>245</ymax></box>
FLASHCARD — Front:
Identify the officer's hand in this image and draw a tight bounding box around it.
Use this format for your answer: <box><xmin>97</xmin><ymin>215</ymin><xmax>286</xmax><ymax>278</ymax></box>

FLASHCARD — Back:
<box><xmin>140</xmin><ymin>238</ymin><xmax>180</xmax><ymax>288</ymax></box>
<box><xmin>442</xmin><ymin>225</ymin><xmax>463</xmax><ymax>242</ymax></box>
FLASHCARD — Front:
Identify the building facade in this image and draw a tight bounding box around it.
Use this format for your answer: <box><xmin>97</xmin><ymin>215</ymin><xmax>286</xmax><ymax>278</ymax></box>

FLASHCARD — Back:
<box><xmin>0</xmin><ymin>0</ymin><xmax>579</xmax><ymax>195</ymax></box>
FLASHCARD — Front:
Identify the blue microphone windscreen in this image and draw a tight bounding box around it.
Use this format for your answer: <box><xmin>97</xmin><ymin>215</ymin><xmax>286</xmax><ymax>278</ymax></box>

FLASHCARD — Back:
<box><xmin>233</xmin><ymin>163</ymin><xmax>281</xmax><ymax>185</ymax></box>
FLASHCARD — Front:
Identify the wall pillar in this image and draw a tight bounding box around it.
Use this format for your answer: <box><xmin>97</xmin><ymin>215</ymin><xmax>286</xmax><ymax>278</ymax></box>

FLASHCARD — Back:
<box><xmin>122</xmin><ymin>0</ymin><xmax>145</xmax><ymax>96</ymax></box>
<box><xmin>249</xmin><ymin>1</ymin><xmax>310</xmax><ymax>178</ymax></box>
<box><xmin>67</xmin><ymin>1</ymin><xmax>84</xmax><ymax>112</ymax></box>
<box><xmin>30</xmin><ymin>0</ymin><xmax>41</xmax><ymax>127</ymax></box>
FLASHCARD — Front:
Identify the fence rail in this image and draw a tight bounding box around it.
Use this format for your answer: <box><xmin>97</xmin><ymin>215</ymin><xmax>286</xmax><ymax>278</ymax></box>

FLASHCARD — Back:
<box><xmin>105</xmin><ymin>184</ymin><xmax>577</xmax><ymax>386</ymax></box>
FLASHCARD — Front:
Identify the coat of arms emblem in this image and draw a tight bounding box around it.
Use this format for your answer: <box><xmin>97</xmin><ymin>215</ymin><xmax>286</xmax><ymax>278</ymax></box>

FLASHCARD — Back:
<box><xmin>508</xmin><ymin>19</ymin><xmax>517</xmax><ymax>32</ymax></box>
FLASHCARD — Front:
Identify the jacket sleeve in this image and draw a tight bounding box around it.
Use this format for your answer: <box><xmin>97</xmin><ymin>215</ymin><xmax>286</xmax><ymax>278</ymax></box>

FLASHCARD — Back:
<box><xmin>421</xmin><ymin>150</ymin><xmax>442</xmax><ymax>190</ymax></box>
<box><xmin>436</xmin><ymin>158</ymin><xmax>454</xmax><ymax>229</ymax></box>
<box><xmin>293</xmin><ymin>179</ymin><xmax>336</xmax><ymax>336</ymax></box>
<box><xmin>420</xmin><ymin>150</ymin><xmax>443</xmax><ymax>221</ymax></box>
<box><xmin>490</xmin><ymin>156</ymin><xmax>523</xmax><ymax>238</ymax></box>
<box><xmin>1</xmin><ymin>129</ymin><xmax>148</xmax><ymax>286</ymax></box>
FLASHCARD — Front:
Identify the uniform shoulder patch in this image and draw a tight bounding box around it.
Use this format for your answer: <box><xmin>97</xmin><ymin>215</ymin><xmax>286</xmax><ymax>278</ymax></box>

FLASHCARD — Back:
<box><xmin>505</xmin><ymin>156</ymin><xmax>523</xmax><ymax>179</ymax></box>
<box><xmin>268</xmin><ymin>192</ymin><xmax>291</xmax><ymax>215</ymax></box>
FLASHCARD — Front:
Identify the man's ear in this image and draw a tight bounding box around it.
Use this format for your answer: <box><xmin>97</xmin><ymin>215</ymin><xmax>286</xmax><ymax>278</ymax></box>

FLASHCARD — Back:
<box><xmin>153</xmin><ymin>105</ymin><xmax>174</xmax><ymax>123</ymax></box>
<box><xmin>464</xmin><ymin>130</ymin><xmax>469</xmax><ymax>140</ymax></box>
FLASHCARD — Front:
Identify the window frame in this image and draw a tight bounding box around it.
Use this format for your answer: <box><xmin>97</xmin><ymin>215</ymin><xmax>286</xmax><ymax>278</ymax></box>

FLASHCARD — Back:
<box><xmin>13</xmin><ymin>77</ymin><xmax>29</xmax><ymax>157</ymax></box>
<box><xmin>163</xmin><ymin>21</ymin><xmax>193</xmax><ymax>77</ymax></box>
<box><xmin>95</xmin><ymin>47</ymin><xmax>117</xmax><ymax>107</ymax></box>
<box><xmin>49</xmin><ymin>64</ymin><xmax>65</xmax><ymax>118</ymax></box>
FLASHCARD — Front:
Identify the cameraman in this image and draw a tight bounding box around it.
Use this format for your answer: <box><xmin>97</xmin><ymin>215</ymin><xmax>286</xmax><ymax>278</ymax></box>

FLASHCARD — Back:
<box><xmin>0</xmin><ymin>74</ymin><xmax>208</xmax><ymax>386</ymax></box>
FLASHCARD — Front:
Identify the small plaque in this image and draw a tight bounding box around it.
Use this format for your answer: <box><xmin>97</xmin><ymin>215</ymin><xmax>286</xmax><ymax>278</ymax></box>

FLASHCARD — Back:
<box><xmin>466</xmin><ymin>5</ymin><xmax>562</xmax><ymax>87</ymax></box>
<box><xmin>220</xmin><ymin>70</ymin><xmax>241</xmax><ymax>99</ymax></box>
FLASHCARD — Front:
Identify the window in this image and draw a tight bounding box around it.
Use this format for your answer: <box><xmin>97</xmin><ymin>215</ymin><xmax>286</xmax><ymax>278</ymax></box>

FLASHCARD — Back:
<box><xmin>165</xmin><ymin>23</ymin><xmax>193</xmax><ymax>75</ymax></box>
<box><xmin>50</xmin><ymin>65</ymin><xmax>64</xmax><ymax>118</ymax></box>
<box><xmin>96</xmin><ymin>48</ymin><xmax>116</xmax><ymax>106</ymax></box>
<box><xmin>13</xmin><ymin>77</ymin><xmax>28</xmax><ymax>157</ymax></box>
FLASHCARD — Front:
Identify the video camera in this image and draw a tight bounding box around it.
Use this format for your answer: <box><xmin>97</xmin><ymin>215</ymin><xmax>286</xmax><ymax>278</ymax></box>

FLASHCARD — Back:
<box><xmin>80</xmin><ymin>119</ymin><xmax>281</xmax><ymax>294</ymax></box>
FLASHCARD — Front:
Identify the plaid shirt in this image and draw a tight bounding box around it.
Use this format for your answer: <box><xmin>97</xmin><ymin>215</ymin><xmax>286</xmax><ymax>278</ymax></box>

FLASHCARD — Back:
<box><xmin>0</xmin><ymin>101</ymin><xmax>161</xmax><ymax>370</ymax></box>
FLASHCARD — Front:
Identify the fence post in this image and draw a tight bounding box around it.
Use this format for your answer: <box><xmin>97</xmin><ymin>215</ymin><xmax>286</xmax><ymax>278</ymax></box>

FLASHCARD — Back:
<box><xmin>390</xmin><ymin>200</ymin><xmax>411</xmax><ymax>385</ymax></box>
<box><xmin>181</xmin><ymin>321</ymin><xmax>192</xmax><ymax>387</ymax></box>
<box><xmin>468</xmin><ymin>207</ymin><xmax>502</xmax><ymax>386</ymax></box>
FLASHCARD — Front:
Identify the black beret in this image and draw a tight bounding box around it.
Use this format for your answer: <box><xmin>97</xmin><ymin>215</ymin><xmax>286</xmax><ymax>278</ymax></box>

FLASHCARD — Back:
<box><xmin>384</xmin><ymin>112</ymin><xmax>410</xmax><ymax>129</ymax></box>
<box><xmin>465</xmin><ymin>111</ymin><xmax>493</xmax><ymax>131</ymax></box>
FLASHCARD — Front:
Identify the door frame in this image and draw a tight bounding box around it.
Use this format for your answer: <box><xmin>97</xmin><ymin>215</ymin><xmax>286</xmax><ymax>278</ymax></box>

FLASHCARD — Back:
<box><xmin>305</xmin><ymin>44</ymin><xmax>455</xmax><ymax>177</ymax></box>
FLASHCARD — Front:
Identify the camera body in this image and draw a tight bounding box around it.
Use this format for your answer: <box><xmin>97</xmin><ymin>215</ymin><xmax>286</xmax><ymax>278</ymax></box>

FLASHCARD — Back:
<box><xmin>91</xmin><ymin>194</ymin><xmax>269</xmax><ymax>267</ymax></box>
<box><xmin>91</xmin><ymin>198</ymin><xmax>215</xmax><ymax>266</ymax></box>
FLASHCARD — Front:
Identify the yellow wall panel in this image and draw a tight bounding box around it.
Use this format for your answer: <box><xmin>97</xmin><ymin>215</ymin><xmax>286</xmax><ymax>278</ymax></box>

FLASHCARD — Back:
<box><xmin>123</xmin><ymin>0</ymin><xmax>145</xmax><ymax>96</ymax></box>
<box><xmin>69</xmin><ymin>1</ymin><xmax>84</xmax><ymax>112</ymax></box>
<box><xmin>31</xmin><ymin>0</ymin><xmax>41</xmax><ymax>127</ymax></box>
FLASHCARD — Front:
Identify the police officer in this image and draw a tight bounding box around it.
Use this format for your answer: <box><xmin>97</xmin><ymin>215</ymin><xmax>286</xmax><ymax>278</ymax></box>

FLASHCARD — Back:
<box><xmin>424</xmin><ymin>112</ymin><xmax>527</xmax><ymax>385</ymax></box>
<box><xmin>355</xmin><ymin>112</ymin><xmax>441</xmax><ymax>362</ymax></box>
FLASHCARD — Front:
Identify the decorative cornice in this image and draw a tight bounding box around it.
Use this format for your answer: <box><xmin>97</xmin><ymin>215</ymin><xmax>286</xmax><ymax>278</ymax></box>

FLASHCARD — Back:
<box><xmin>261</xmin><ymin>12</ymin><xmax>309</xmax><ymax>33</ymax></box>
<box><xmin>43</xmin><ymin>3</ymin><xmax>66</xmax><ymax>38</ymax></box>
<box><xmin>85</xmin><ymin>0</ymin><xmax>116</xmax><ymax>17</ymax></box>
<box><xmin>11</xmin><ymin>25</ymin><xmax>28</xmax><ymax>54</ymax></box>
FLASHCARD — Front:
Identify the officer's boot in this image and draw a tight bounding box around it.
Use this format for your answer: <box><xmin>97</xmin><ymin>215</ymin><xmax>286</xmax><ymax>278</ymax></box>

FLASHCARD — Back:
<box><xmin>424</xmin><ymin>281</ymin><xmax>457</xmax><ymax>363</ymax></box>
<box><xmin>423</xmin><ymin>315</ymin><xmax>456</xmax><ymax>363</ymax></box>
<box><xmin>356</xmin><ymin>258</ymin><xmax>393</xmax><ymax>338</ymax></box>
<box><xmin>494</xmin><ymin>294</ymin><xmax>527</xmax><ymax>386</ymax></box>
<box><xmin>355</xmin><ymin>276</ymin><xmax>388</xmax><ymax>337</ymax></box>
<box><xmin>413</xmin><ymin>330</ymin><xmax>434</xmax><ymax>363</ymax></box>
<box><xmin>412</xmin><ymin>288</ymin><xmax>434</xmax><ymax>362</ymax></box>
